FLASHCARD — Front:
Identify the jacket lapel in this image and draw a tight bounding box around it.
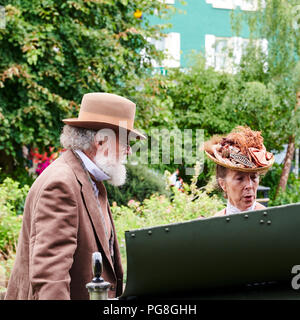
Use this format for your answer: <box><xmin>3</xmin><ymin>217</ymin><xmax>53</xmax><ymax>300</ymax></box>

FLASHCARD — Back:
<box><xmin>62</xmin><ymin>150</ymin><xmax>115</xmax><ymax>275</ymax></box>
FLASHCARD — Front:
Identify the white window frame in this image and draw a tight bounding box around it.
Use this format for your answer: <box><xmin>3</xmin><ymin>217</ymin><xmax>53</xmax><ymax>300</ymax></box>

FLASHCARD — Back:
<box><xmin>206</xmin><ymin>0</ymin><xmax>236</xmax><ymax>10</ymax></box>
<box><xmin>206</xmin><ymin>0</ymin><xmax>262</xmax><ymax>11</ymax></box>
<box><xmin>147</xmin><ymin>32</ymin><xmax>181</xmax><ymax>69</ymax></box>
<box><xmin>159</xmin><ymin>0</ymin><xmax>175</xmax><ymax>4</ymax></box>
<box><xmin>163</xmin><ymin>32</ymin><xmax>181</xmax><ymax>68</ymax></box>
<box><xmin>236</xmin><ymin>0</ymin><xmax>258</xmax><ymax>11</ymax></box>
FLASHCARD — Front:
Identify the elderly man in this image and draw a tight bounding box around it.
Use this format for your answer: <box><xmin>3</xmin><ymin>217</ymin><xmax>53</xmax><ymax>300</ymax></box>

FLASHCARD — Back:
<box><xmin>5</xmin><ymin>93</ymin><xmax>145</xmax><ymax>300</ymax></box>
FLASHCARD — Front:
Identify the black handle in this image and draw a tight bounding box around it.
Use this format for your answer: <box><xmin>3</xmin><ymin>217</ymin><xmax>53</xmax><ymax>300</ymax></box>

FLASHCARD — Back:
<box><xmin>92</xmin><ymin>252</ymin><xmax>104</xmax><ymax>283</ymax></box>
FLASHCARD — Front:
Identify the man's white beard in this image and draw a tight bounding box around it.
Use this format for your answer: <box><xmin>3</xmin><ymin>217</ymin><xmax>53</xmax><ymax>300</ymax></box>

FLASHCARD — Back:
<box><xmin>93</xmin><ymin>153</ymin><xmax>127</xmax><ymax>187</ymax></box>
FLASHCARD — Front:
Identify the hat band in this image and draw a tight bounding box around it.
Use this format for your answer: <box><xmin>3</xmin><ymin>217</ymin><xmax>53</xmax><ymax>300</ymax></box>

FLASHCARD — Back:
<box><xmin>78</xmin><ymin>111</ymin><xmax>134</xmax><ymax>129</ymax></box>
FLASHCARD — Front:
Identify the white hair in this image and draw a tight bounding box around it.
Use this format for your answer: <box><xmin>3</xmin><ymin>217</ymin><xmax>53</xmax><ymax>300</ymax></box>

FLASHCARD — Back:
<box><xmin>60</xmin><ymin>125</ymin><xmax>119</xmax><ymax>152</ymax></box>
<box><xmin>60</xmin><ymin>125</ymin><xmax>97</xmax><ymax>151</ymax></box>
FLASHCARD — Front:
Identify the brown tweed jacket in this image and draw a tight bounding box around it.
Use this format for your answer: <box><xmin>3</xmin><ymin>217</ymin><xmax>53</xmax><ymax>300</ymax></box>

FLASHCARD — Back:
<box><xmin>5</xmin><ymin>150</ymin><xmax>123</xmax><ymax>300</ymax></box>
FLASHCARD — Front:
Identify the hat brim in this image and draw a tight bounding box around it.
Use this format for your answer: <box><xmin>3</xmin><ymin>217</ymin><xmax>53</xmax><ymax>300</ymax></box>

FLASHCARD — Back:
<box><xmin>205</xmin><ymin>151</ymin><xmax>274</xmax><ymax>173</ymax></box>
<box><xmin>62</xmin><ymin>119</ymin><xmax>147</xmax><ymax>140</ymax></box>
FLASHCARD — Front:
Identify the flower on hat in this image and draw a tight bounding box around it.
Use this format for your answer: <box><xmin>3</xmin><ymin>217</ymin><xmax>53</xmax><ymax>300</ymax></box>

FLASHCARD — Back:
<box><xmin>204</xmin><ymin>126</ymin><xmax>274</xmax><ymax>170</ymax></box>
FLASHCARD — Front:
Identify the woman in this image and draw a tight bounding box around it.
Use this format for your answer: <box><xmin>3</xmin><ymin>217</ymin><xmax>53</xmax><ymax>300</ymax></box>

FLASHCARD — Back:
<box><xmin>204</xmin><ymin>126</ymin><xmax>274</xmax><ymax>216</ymax></box>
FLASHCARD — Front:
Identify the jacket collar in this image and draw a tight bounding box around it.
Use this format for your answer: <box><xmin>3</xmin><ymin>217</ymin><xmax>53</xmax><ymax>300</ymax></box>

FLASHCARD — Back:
<box><xmin>74</xmin><ymin>149</ymin><xmax>110</xmax><ymax>182</ymax></box>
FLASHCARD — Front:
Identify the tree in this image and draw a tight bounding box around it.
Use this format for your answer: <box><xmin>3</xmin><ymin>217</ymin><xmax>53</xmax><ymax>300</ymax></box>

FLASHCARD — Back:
<box><xmin>232</xmin><ymin>0</ymin><xmax>300</xmax><ymax>194</ymax></box>
<box><xmin>0</xmin><ymin>0</ymin><xmax>172</xmax><ymax>177</ymax></box>
<box><xmin>129</xmin><ymin>52</ymin><xmax>285</xmax><ymax>185</ymax></box>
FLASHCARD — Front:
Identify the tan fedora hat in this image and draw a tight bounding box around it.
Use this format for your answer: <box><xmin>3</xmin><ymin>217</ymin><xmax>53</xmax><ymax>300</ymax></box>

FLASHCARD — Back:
<box><xmin>204</xmin><ymin>126</ymin><xmax>274</xmax><ymax>173</ymax></box>
<box><xmin>63</xmin><ymin>92</ymin><xmax>146</xmax><ymax>140</ymax></box>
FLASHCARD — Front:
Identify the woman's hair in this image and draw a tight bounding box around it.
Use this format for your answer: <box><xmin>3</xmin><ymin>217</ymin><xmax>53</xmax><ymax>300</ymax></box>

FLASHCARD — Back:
<box><xmin>60</xmin><ymin>125</ymin><xmax>97</xmax><ymax>151</ymax></box>
<box><xmin>216</xmin><ymin>164</ymin><xmax>228</xmax><ymax>197</ymax></box>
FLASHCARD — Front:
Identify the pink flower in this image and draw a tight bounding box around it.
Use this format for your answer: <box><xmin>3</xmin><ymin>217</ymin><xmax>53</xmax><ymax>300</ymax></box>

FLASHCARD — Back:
<box><xmin>36</xmin><ymin>159</ymin><xmax>51</xmax><ymax>175</ymax></box>
<box><xmin>128</xmin><ymin>199</ymin><xmax>135</xmax><ymax>206</ymax></box>
<box><xmin>166</xmin><ymin>205</ymin><xmax>173</xmax><ymax>214</ymax></box>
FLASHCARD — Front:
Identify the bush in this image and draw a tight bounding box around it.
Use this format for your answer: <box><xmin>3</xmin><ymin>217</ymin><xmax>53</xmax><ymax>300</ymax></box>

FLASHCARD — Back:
<box><xmin>0</xmin><ymin>250</ymin><xmax>16</xmax><ymax>294</ymax></box>
<box><xmin>0</xmin><ymin>178</ymin><xmax>28</xmax><ymax>295</ymax></box>
<box><xmin>0</xmin><ymin>178</ymin><xmax>29</xmax><ymax>216</ymax></box>
<box><xmin>269</xmin><ymin>179</ymin><xmax>300</xmax><ymax>206</ymax></box>
<box><xmin>0</xmin><ymin>166</ymin><xmax>35</xmax><ymax>188</ymax></box>
<box><xmin>260</xmin><ymin>162</ymin><xmax>300</xmax><ymax>205</ymax></box>
<box><xmin>104</xmin><ymin>164</ymin><xmax>169</xmax><ymax>207</ymax></box>
<box><xmin>0</xmin><ymin>178</ymin><xmax>29</xmax><ymax>255</ymax></box>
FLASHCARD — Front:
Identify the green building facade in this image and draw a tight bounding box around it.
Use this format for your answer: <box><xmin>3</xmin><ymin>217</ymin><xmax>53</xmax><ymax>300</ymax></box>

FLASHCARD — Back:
<box><xmin>149</xmin><ymin>0</ymin><xmax>262</xmax><ymax>72</ymax></box>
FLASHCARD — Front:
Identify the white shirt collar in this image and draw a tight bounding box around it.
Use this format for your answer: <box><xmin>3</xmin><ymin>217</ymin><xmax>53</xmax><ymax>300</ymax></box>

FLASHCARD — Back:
<box><xmin>74</xmin><ymin>149</ymin><xmax>110</xmax><ymax>182</ymax></box>
<box><xmin>226</xmin><ymin>200</ymin><xmax>257</xmax><ymax>215</ymax></box>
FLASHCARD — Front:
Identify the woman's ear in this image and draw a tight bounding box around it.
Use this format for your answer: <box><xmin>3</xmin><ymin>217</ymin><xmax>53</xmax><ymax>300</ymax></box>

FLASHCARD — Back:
<box><xmin>218</xmin><ymin>178</ymin><xmax>227</xmax><ymax>193</ymax></box>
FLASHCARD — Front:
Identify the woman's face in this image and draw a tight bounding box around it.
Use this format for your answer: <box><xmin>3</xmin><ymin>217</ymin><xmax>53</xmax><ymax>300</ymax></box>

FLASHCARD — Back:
<box><xmin>218</xmin><ymin>169</ymin><xmax>259</xmax><ymax>211</ymax></box>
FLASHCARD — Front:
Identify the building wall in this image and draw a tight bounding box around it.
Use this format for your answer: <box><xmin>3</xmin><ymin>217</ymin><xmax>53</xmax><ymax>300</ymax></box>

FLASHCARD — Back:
<box><xmin>149</xmin><ymin>0</ymin><xmax>252</xmax><ymax>68</ymax></box>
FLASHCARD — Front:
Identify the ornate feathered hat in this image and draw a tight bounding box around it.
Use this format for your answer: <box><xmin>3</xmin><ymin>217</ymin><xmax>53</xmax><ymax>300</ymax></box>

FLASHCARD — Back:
<box><xmin>204</xmin><ymin>126</ymin><xmax>274</xmax><ymax>172</ymax></box>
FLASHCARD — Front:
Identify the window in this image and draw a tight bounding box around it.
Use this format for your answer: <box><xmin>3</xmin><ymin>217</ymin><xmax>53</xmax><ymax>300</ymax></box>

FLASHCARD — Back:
<box><xmin>163</xmin><ymin>32</ymin><xmax>181</xmax><ymax>68</ymax></box>
<box><xmin>205</xmin><ymin>34</ymin><xmax>267</xmax><ymax>73</ymax></box>
<box><xmin>236</xmin><ymin>0</ymin><xmax>258</xmax><ymax>11</ymax></box>
<box><xmin>206</xmin><ymin>0</ymin><xmax>261</xmax><ymax>11</ymax></box>
<box><xmin>148</xmin><ymin>32</ymin><xmax>181</xmax><ymax>69</ymax></box>
<box><xmin>159</xmin><ymin>0</ymin><xmax>175</xmax><ymax>4</ymax></box>
<box><xmin>214</xmin><ymin>38</ymin><xmax>233</xmax><ymax>71</ymax></box>
<box><xmin>206</xmin><ymin>0</ymin><xmax>235</xmax><ymax>10</ymax></box>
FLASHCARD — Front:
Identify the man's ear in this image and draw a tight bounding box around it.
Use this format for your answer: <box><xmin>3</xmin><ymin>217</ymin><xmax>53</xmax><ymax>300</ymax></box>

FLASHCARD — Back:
<box><xmin>95</xmin><ymin>136</ymin><xmax>110</xmax><ymax>157</ymax></box>
<box><xmin>95</xmin><ymin>136</ymin><xmax>108</xmax><ymax>147</ymax></box>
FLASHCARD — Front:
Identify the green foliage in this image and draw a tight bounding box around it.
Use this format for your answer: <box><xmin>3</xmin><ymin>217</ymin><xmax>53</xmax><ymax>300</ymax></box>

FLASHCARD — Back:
<box><xmin>0</xmin><ymin>177</ymin><xmax>29</xmax><ymax>216</ymax></box>
<box><xmin>232</xmin><ymin>0</ymin><xmax>300</xmax><ymax>142</ymax></box>
<box><xmin>220</xmin><ymin>79</ymin><xmax>290</xmax><ymax>151</ymax></box>
<box><xmin>0</xmin><ymin>166</ymin><xmax>35</xmax><ymax>187</ymax></box>
<box><xmin>259</xmin><ymin>163</ymin><xmax>283</xmax><ymax>200</ymax></box>
<box><xmin>133</xmin><ymin>54</ymin><xmax>237</xmax><ymax>180</ymax></box>
<box><xmin>167</xmin><ymin>54</ymin><xmax>235</xmax><ymax>136</ymax></box>
<box><xmin>104</xmin><ymin>163</ymin><xmax>169</xmax><ymax>207</ymax></box>
<box><xmin>0</xmin><ymin>0</ymin><xmax>172</xmax><ymax>173</ymax></box>
<box><xmin>0</xmin><ymin>178</ymin><xmax>28</xmax><ymax>255</ymax></box>
<box><xmin>0</xmin><ymin>178</ymin><xmax>28</xmax><ymax>292</ymax></box>
<box><xmin>260</xmin><ymin>162</ymin><xmax>300</xmax><ymax>205</ymax></box>
<box><xmin>0</xmin><ymin>250</ymin><xmax>15</xmax><ymax>294</ymax></box>
<box><xmin>269</xmin><ymin>179</ymin><xmax>300</xmax><ymax>206</ymax></box>
<box><xmin>253</xmin><ymin>0</ymin><xmax>300</xmax><ymax>78</ymax></box>
<box><xmin>0</xmin><ymin>212</ymin><xmax>22</xmax><ymax>256</ymax></box>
